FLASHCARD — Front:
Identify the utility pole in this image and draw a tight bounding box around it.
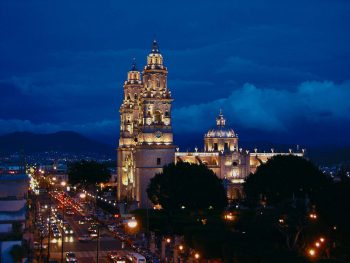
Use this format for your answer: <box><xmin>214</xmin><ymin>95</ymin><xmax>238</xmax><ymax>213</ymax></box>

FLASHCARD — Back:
<box><xmin>39</xmin><ymin>232</ymin><xmax>43</xmax><ymax>262</ymax></box>
<box><xmin>61</xmin><ymin>205</ymin><xmax>65</xmax><ymax>263</ymax></box>
<box><xmin>96</xmin><ymin>224</ymin><xmax>100</xmax><ymax>263</ymax></box>
<box><xmin>47</xmin><ymin>197</ymin><xmax>51</xmax><ymax>261</ymax></box>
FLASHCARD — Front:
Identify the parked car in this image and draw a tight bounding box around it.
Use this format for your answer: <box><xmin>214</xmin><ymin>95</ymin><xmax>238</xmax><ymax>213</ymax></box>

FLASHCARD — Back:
<box><xmin>65</xmin><ymin>252</ymin><xmax>77</xmax><ymax>262</ymax></box>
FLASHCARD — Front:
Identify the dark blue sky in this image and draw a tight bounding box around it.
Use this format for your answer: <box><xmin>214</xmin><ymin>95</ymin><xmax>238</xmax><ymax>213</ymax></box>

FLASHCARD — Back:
<box><xmin>1</xmin><ymin>0</ymin><xmax>350</xmax><ymax>148</ymax></box>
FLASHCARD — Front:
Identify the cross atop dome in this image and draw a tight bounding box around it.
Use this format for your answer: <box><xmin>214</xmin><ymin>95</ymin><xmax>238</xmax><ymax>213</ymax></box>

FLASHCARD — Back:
<box><xmin>216</xmin><ymin>110</ymin><xmax>226</xmax><ymax>127</ymax></box>
<box><xmin>131</xmin><ymin>58</ymin><xmax>138</xmax><ymax>71</ymax></box>
<box><xmin>151</xmin><ymin>39</ymin><xmax>160</xmax><ymax>53</ymax></box>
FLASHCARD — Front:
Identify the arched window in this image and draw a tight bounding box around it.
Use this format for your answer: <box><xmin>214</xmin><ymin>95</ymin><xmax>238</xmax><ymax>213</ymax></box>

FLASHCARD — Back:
<box><xmin>157</xmin><ymin>78</ymin><xmax>160</xmax><ymax>87</ymax></box>
<box><xmin>224</xmin><ymin>142</ymin><xmax>229</xmax><ymax>151</ymax></box>
<box><xmin>134</xmin><ymin>94</ymin><xmax>138</xmax><ymax>100</ymax></box>
<box><xmin>154</xmin><ymin>111</ymin><xmax>162</xmax><ymax>124</ymax></box>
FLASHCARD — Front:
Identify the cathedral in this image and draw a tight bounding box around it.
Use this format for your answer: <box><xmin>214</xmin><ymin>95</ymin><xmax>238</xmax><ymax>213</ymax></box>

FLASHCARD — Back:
<box><xmin>117</xmin><ymin>40</ymin><xmax>304</xmax><ymax>208</ymax></box>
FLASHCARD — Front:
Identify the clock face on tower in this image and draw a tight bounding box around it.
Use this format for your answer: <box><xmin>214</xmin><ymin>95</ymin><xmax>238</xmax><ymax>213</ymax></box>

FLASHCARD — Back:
<box><xmin>155</xmin><ymin>131</ymin><xmax>163</xmax><ymax>139</ymax></box>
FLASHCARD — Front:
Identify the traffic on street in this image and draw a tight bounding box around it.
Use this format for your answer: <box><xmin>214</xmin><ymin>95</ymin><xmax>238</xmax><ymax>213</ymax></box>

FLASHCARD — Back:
<box><xmin>32</xmin><ymin>184</ymin><xmax>159</xmax><ymax>263</ymax></box>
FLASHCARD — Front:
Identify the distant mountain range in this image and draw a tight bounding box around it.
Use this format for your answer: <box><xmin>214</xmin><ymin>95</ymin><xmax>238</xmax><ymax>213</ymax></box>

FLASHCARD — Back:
<box><xmin>0</xmin><ymin>131</ymin><xmax>114</xmax><ymax>156</ymax></box>
<box><xmin>0</xmin><ymin>131</ymin><xmax>348</xmax><ymax>165</ymax></box>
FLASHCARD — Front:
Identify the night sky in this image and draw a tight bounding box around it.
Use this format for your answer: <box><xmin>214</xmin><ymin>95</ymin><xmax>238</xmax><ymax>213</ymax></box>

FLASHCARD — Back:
<box><xmin>1</xmin><ymin>0</ymin><xmax>350</xmax><ymax>148</ymax></box>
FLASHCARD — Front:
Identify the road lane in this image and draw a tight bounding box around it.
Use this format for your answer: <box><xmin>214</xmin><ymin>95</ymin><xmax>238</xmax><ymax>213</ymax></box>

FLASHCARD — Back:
<box><xmin>43</xmin><ymin>191</ymin><xmax>122</xmax><ymax>262</ymax></box>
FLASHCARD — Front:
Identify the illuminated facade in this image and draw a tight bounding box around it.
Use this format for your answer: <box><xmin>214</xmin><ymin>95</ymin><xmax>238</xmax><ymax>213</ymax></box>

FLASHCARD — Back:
<box><xmin>175</xmin><ymin>112</ymin><xmax>304</xmax><ymax>200</ymax></box>
<box><xmin>117</xmin><ymin>41</ymin><xmax>304</xmax><ymax>207</ymax></box>
<box><xmin>117</xmin><ymin>41</ymin><xmax>175</xmax><ymax>207</ymax></box>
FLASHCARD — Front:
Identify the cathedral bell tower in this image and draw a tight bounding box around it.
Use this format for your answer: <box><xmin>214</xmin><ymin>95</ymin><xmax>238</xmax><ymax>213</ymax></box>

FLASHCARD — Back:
<box><xmin>134</xmin><ymin>40</ymin><xmax>175</xmax><ymax>207</ymax></box>
<box><xmin>117</xmin><ymin>40</ymin><xmax>175</xmax><ymax>208</ymax></box>
<box><xmin>138</xmin><ymin>40</ymin><xmax>173</xmax><ymax>144</ymax></box>
<box><xmin>117</xmin><ymin>60</ymin><xmax>143</xmax><ymax>203</ymax></box>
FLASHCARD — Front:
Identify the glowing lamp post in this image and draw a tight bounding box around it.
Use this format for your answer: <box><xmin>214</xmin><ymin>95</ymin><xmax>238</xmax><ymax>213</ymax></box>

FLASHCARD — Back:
<box><xmin>127</xmin><ymin>217</ymin><xmax>138</xmax><ymax>229</ymax></box>
<box><xmin>79</xmin><ymin>193</ymin><xmax>86</xmax><ymax>199</ymax></box>
<box><xmin>194</xmin><ymin>252</ymin><xmax>200</xmax><ymax>260</ymax></box>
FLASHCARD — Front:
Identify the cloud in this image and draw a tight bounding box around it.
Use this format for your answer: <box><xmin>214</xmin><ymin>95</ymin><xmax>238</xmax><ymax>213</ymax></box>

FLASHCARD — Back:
<box><xmin>173</xmin><ymin>80</ymin><xmax>350</xmax><ymax>134</ymax></box>
<box><xmin>217</xmin><ymin>56</ymin><xmax>318</xmax><ymax>84</ymax></box>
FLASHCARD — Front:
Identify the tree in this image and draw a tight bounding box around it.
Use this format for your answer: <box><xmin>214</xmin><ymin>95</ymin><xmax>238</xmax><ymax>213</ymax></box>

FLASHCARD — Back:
<box><xmin>147</xmin><ymin>162</ymin><xmax>227</xmax><ymax>212</ymax></box>
<box><xmin>244</xmin><ymin>155</ymin><xmax>328</xmax><ymax>206</ymax></box>
<box><xmin>10</xmin><ymin>244</ymin><xmax>27</xmax><ymax>263</ymax></box>
<box><xmin>68</xmin><ymin>160</ymin><xmax>111</xmax><ymax>186</ymax></box>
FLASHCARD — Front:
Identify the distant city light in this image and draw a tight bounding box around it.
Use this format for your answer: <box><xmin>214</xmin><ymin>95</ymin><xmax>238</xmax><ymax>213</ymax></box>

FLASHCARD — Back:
<box><xmin>308</xmin><ymin>249</ymin><xmax>316</xmax><ymax>257</ymax></box>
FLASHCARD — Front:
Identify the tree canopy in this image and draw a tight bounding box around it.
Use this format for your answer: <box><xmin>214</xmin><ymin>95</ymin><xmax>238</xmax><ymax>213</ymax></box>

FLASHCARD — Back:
<box><xmin>244</xmin><ymin>155</ymin><xmax>328</xmax><ymax>205</ymax></box>
<box><xmin>68</xmin><ymin>160</ymin><xmax>111</xmax><ymax>186</ymax></box>
<box><xmin>147</xmin><ymin>162</ymin><xmax>228</xmax><ymax>212</ymax></box>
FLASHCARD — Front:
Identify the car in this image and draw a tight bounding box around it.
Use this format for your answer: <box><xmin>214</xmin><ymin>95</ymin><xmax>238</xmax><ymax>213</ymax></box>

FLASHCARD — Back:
<box><xmin>53</xmin><ymin>231</ymin><xmax>61</xmax><ymax>238</ymax></box>
<box><xmin>107</xmin><ymin>251</ymin><xmax>120</xmax><ymax>260</ymax></box>
<box><xmin>66</xmin><ymin>210</ymin><xmax>74</xmax><ymax>215</ymax></box>
<box><xmin>90</xmin><ymin>232</ymin><xmax>98</xmax><ymax>238</ymax></box>
<box><xmin>64</xmin><ymin>226</ymin><xmax>74</xmax><ymax>235</ymax></box>
<box><xmin>78</xmin><ymin>234</ymin><xmax>91</xmax><ymax>242</ymax></box>
<box><xmin>88</xmin><ymin>226</ymin><xmax>97</xmax><ymax>232</ymax></box>
<box><xmin>108</xmin><ymin>225</ymin><xmax>117</xmax><ymax>232</ymax></box>
<box><xmin>84</xmin><ymin>216</ymin><xmax>93</xmax><ymax>221</ymax></box>
<box><xmin>65</xmin><ymin>252</ymin><xmax>77</xmax><ymax>262</ymax></box>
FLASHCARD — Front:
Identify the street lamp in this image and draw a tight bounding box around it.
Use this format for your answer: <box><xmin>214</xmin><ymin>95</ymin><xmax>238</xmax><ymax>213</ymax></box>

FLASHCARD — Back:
<box><xmin>127</xmin><ymin>217</ymin><xmax>138</xmax><ymax>229</ymax></box>
<box><xmin>79</xmin><ymin>193</ymin><xmax>86</xmax><ymax>199</ymax></box>
<box><xmin>308</xmin><ymin>248</ymin><xmax>316</xmax><ymax>257</ymax></box>
<box><xmin>61</xmin><ymin>181</ymin><xmax>66</xmax><ymax>187</ymax></box>
<box><xmin>194</xmin><ymin>252</ymin><xmax>200</xmax><ymax>260</ymax></box>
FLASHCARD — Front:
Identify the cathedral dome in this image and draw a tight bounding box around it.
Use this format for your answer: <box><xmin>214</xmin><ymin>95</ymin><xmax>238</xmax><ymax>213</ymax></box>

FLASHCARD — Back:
<box><xmin>205</xmin><ymin>111</ymin><xmax>237</xmax><ymax>138</ymax></box>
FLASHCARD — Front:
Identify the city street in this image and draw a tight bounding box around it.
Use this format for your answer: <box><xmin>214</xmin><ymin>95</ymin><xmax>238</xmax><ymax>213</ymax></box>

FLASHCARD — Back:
<box><xmin>35</xmin><ymin>190</ymin><xmax>123</xmax><ymax>263</ymax></box>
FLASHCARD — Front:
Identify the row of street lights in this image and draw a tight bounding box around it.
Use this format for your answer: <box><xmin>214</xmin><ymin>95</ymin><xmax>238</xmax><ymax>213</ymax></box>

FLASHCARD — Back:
<box><xmin>307</xmin><ymin>236</ymin><xmax>326</xmax><ymax>259</ymax></box>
